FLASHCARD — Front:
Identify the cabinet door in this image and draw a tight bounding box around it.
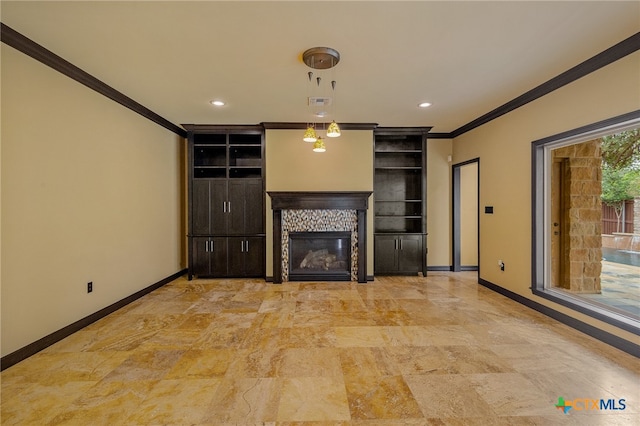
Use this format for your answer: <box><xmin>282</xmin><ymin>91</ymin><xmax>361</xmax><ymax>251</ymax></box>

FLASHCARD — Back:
<box><xmin>227</xmin><ymin>237</ymin><xmax>245</xmax><ymax>276</ymax></box>
<box><xmin>244</xmin><ymin>237</ymin><xmax>265</xmax><ymax>277</ymax></box>
<box><xmin>191</xmin><ymin>237</ymin><xmax>211</xmax><ymax>277</ymax></box>
<box><xmin>192</xmin><ymin>181</ymin><xmax>211</xmax><ymax>235</ymax></box>
<box><xmin>227</xmin><ymin>181</ymin><xmax>246</xmax><ymax>235</ymax></box>
<box><xmin>227</xmin><ymin>237</ymin><xmax>264</xmax><ymax>277</ymax></box>
<box><xmin>209</xmin><ymin>237</ymin><xmax>228</xmax><ymax>277</ymax></box>
<box><xmin>227</xmin><ymin>179</ymin><xmax>264</xmax><ymax>235</ymax></box>
<box><xmin>193</xmin><ymin>180</ymin><xmax>227</xmax><ymax>235</ymax></box>
<box><xmin>243</xmin><ymin>180</ymin><xmax>264</xmax><ymax>235</ymax></box>
<box><xmin>210</xmin><ymin>180</ymin><xmax>228</xmax><ymax>235</ymax></box>
<box><xmin>374</xmin><ymin>235</ymin><xmax>399</xmax><ymax>273</ymax></box>
<box><xmin>398</xmin><ymin>235</ymin><xmax>423</xmax><ymax>273</ymax></box>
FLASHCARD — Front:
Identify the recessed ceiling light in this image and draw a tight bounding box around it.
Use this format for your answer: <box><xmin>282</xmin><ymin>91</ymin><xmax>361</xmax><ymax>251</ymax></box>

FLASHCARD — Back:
<box><xmin>210</xmin><ymin>100</ymin><xmax>225</xmax><ymax>106</ymax></box>
<box><xmin>418</xmin><ymin>102</ymin><xmax>432</xmax><ymax>108</ymax></box>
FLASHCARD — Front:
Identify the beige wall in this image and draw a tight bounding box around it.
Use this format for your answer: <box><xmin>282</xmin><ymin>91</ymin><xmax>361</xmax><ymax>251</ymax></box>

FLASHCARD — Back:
<box><xmin>426</xmin><ymin>139</ymin><xmax>452</xmax><ymax>268</ymax></box>
<box><xmin>266</xmin><ymin>131</ymin><xmax>454</xmax><ymax>276</ymax></box>
<box><xmin>452</xmin><ymin>51</ymin><xmax>640</xmax><ymax>344</ymax></box>
<box><xmin>1</xmin><ymin>45</ymin><xmax>185</xmax><ymax>356</ymax></box>
<box><xmin>265</xmin><ymin>129</ymin><xmax>374</xmax><ymax>278</ymax></box>
<box><xmin>460</xmin><ymin>162</ymin><xmax>479</xmax><ymax>266</ymax></box>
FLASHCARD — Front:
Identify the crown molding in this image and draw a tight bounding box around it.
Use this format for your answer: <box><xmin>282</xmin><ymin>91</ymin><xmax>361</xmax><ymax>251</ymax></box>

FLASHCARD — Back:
<box><xmin>262</xmin><ymin>122</ymin><xmax>379</xmax><ymax>130</ymax></box>
<box><xmin>0</xmin><ymin>22</ymin><xmax>187</xmax><ymax>138</ymax></box>
<box><xmin>451</xmin><ymin>31</ymin><xmax>640</xmax><ymax>138</ymax></box>
<box><xmin>2</xmin><ymin>22</ymin><xmax>637</xmax><ymax>141</ymax></box>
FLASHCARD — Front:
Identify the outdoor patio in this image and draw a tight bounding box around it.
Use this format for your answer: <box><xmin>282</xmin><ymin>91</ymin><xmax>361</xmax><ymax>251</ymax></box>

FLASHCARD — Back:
<box><xmin>581</xmin><ymin>258</ymin><xmax>640</xmax><ymax>319</ymax></box>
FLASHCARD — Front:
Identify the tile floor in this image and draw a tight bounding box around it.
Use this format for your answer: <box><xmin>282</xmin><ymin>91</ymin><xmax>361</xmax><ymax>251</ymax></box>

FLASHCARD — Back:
<box><xmin>1</xmin><ymin>272</ymin><xmax>639</xmax><ymax>425</ymax></box>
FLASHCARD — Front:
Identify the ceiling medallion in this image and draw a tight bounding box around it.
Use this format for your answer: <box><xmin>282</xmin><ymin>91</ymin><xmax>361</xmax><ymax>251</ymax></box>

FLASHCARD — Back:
<box><xmin>302</xmin><ymin>47</ymin><xmax>340</xmax><ymax>70</ymax></box>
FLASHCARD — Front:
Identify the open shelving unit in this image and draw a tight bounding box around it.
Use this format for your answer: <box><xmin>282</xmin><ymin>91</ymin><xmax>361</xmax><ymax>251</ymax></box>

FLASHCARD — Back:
<box><xmin>373</xmin><ymin>128</ymin><xmax>430</xmax><ymax>275</ymax></box>
<box><xmin>192</xmin><ymin>132</ymin><xmax>263</xmax><ymax>179</ymax></box>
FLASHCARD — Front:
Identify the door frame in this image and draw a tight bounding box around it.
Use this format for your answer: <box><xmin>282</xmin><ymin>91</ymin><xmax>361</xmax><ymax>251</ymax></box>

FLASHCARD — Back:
<box><xmin>452</xmin><ymin>158</ymin><xmax>480</xmax><ymax>273</ymax></box>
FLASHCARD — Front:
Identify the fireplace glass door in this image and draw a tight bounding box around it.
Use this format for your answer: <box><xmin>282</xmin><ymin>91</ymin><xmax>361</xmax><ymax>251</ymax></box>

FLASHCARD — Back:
<box><xmin>289</xmin><ymin>232</ymin><xmax>351</xmax><ymax>281</ymax></box>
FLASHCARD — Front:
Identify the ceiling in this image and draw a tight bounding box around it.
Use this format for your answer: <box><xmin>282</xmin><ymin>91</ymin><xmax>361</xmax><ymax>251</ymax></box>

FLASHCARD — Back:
<box><xmin>2</xmin><ymin>1</ymin><xmax>639</xmax><ymax>133</ymax></box>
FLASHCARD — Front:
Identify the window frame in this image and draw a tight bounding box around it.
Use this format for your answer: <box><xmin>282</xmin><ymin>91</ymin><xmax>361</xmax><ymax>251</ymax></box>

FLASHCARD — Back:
<box><xmin>531</xmin><ymin>109</ymin><xmax>640</xmax><ymax>335</ymax></box>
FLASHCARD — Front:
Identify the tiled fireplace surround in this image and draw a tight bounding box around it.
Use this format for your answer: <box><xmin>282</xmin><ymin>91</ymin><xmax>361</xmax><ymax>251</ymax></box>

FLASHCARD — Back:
<box><xmin>269</xmin><ymin>192</ymin><xmax>372</xmax><ymax>283</ymax></box>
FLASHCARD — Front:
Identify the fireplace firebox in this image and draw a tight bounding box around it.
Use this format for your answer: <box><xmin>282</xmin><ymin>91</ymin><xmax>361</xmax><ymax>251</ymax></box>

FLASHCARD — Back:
<box><xmin>269</xmin><ymin>191</ymin><xmax>372</xmax><ymax>283</ymax></box>
<box><xmin>289</xmin><ymin>232</ymin><xmax>351</xmax><ymax>281</ymax></box>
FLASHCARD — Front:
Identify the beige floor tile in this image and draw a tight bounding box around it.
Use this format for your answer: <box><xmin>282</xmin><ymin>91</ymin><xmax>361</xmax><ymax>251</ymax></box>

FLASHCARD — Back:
<box><xmin>204</xmin><ymin>377</ymin><xmax>282</xmax><ymax>423</ymax></box>
<box><xmin>278</xmin><ymin>347</ymin><xmax>343</xmax><ymax>377</ymax></box>
<box><xmin>421</xmin><ymin>324</ymin><xmax>480</xmax><ymax>346</ymax></box>
<box><xmin>1</xmin><ymin>381</ymin><xmax>97</xmax><ymax>425</ymax></box>
<box><xmin>340</xmin><ymin>347</ymin><xmax>400</xmax><ymax>378</ymax></box>
<box><xmin>126</xmin><ymin>378</ymin><xmax>221</xmax><ymax>424</ymax></box>
<box><xmin>388</xmin><ymin>345</ymin><xmax>457</xmax><ymax>375</ymax></box>
<box><xmin>334</xmin><ymin>326</ymin><xmax>387</xmax><ymax>347</ymax></box>
<box><xmin>404</xmin><ymin>374</ymin><xmax>496</xmax><ymax>418</ymax></box>
<box><xmin>48</xmin><ymin>380</ymin><xmax>159</xmax><ymax>425</ymax></box>
<box><xmin>464</xmin><ymin>324</ymin><xmax>534</xmax><ymax>345</ymax></box>
<box><xmin>381</xmin><ymin>326</ymin><xmax>435</xmax><ymax>346</ymax></box>
<box><xmin>101</xmin><ymin>350</ymin><xmax>184</xmax><ymax>382</ymax></box>
<box><xmin>1</xmin><ymin>351</ymin><xmax>129</xmax><ymax>386</ymax></box>
<box><xmin>224</xmin><ymin>347</ymin><xmax>285</xmax><ymax>378</ymax></box>
<box><xmin>286</xmin><ymin>326</ymin><xmax>338</xmax><ymax>348</ymax></box>
<box><xmin>254</xmin><ymin>310</ymin><xmax>296</xmax><ymax>328</ymax></box>
<box><xmin>345</xmin><ymin>375</ymin><xmax>423</xmax><ymax>420</ymax></box>
<box><xmin>277</xmin><ymin>376</ymin><xmax>351</xmax><ymax>422</ymax></box>
<box><xmin>467</xmin><ymin>372</ymin><xmax>556</xmax><ymax>416</ymax></box>
<box><xmin>165</xmin><ymin>349</ymin><xmax>235</xmax><ymax>378</ymax></box>
<box><xmin>438</xmin><ymin>345</ymin><xmax>516</xmax><ymax>374</ymax></box>
<box><xmin>2</xmin><ymin>273</ymin><xmax>637</xmax><ymax>424</ymax></box>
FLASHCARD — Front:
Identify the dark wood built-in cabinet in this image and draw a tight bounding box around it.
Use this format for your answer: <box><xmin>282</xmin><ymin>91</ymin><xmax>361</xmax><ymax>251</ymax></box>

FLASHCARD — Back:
<box><xmin>374</xmin><ymin>128</ymin><xmax>430</xmax><ymax>275</ymax></box>
<box><xmin>192</xmin><ymin>179</ymin><xmax>263</xmax><ymax>236</ymax></box>
<box><xmin>186</xmin><ymin>125</ymin><xmax>265</xmax><ymax>279</ymax></box>
<box><xmin>374</xmin><ymin>234</ymin><xmax>423</xmax><ymax>274</ymax></box>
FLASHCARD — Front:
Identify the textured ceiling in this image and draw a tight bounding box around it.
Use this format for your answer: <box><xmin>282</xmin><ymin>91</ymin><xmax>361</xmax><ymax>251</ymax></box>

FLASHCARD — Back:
<box><xmin>2</xmin><ymin>1</ymin><xmax>639</xmax><ymax>132</ymax></box>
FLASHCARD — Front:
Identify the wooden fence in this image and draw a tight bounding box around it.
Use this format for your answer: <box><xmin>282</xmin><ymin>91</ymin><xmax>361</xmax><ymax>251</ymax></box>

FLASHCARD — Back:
<box><xmin>602</xmin><ymin>200</ymin><xmax>634</xmax><ymax>234</ymax></box>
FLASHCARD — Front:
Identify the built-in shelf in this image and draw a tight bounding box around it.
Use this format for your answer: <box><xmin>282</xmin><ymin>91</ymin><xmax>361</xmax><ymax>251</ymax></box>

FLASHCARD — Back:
<box><xmin>191</xmin><ymin>130</ymin><xmax>263</xmax><ymax>180</ymax></box>
<box><xmin>373</xmin><ymin>128</ymin><xmax>430</xmax><ymax>275</ymax></box>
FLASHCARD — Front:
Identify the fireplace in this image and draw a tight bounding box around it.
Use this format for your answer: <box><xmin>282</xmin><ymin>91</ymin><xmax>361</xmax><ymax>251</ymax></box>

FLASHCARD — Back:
<box><xmin>289</xmin><ymin>232</ymin><xmax>351</xmax><ymax>281</ymax></box>
<box><xmin>269</xmin><ymin>191</ymin><xmax>372</xmax><ymax>283</ymax></box>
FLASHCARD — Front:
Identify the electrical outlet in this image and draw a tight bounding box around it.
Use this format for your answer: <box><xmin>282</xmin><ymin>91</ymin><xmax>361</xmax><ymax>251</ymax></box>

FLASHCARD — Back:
<box><xmin>87</xmin><ymin>282</ymin><xmax>93</xmax><ymax>293</ymax></box>
<box><xmin>498</xmin><ymin>260</ymin><xmax>505</xmax><ymax>271</ymax></box>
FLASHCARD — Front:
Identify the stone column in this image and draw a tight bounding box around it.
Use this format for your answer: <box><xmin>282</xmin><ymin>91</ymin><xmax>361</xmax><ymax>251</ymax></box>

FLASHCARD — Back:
<box><xmin>552</xmin><ymin>139</ymin><xmax>602</xmax><ymax>293</ymax></box>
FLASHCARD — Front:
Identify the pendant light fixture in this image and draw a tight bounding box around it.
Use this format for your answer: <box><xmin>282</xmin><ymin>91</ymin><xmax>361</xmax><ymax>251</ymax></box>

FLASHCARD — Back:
<box><xmin>326</xmin><ymin>78</ymin><xmax>340</xmax><ymax>138</ymax></box>
<box><xmin>312</xmin><ymin>137</ymin><xmax>326</xmax><ymax>152</ymax></box>
<box><xmin>302</xmin><ymin>47</ymin><xmax>341</xmax><ymax>150</ymax></box>
<box><xmin>327</xmin><ymin>120</ymin><xmax>341</xmax><ymax>138</ymax></box>
<box><xmin>303</xmin><ymin>125</ymin><xmax>317</xmax><ymax>142</ymax></box>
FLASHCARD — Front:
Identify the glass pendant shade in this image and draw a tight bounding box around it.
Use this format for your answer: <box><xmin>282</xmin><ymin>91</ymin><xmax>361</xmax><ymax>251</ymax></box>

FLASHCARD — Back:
<box><xmin>312</xmin><ymin>138</ymin><xmax>326</xmax><ymax>152</ymax></box>
<box><xmin>303</xmin><ymin>126</ymin><xmax>317</xmax><ymax>142</ymax></box>
<box><xmin>326</xmin><ymin>120</ymin><xmax>341</xmax><ymax>138</ymax></box>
